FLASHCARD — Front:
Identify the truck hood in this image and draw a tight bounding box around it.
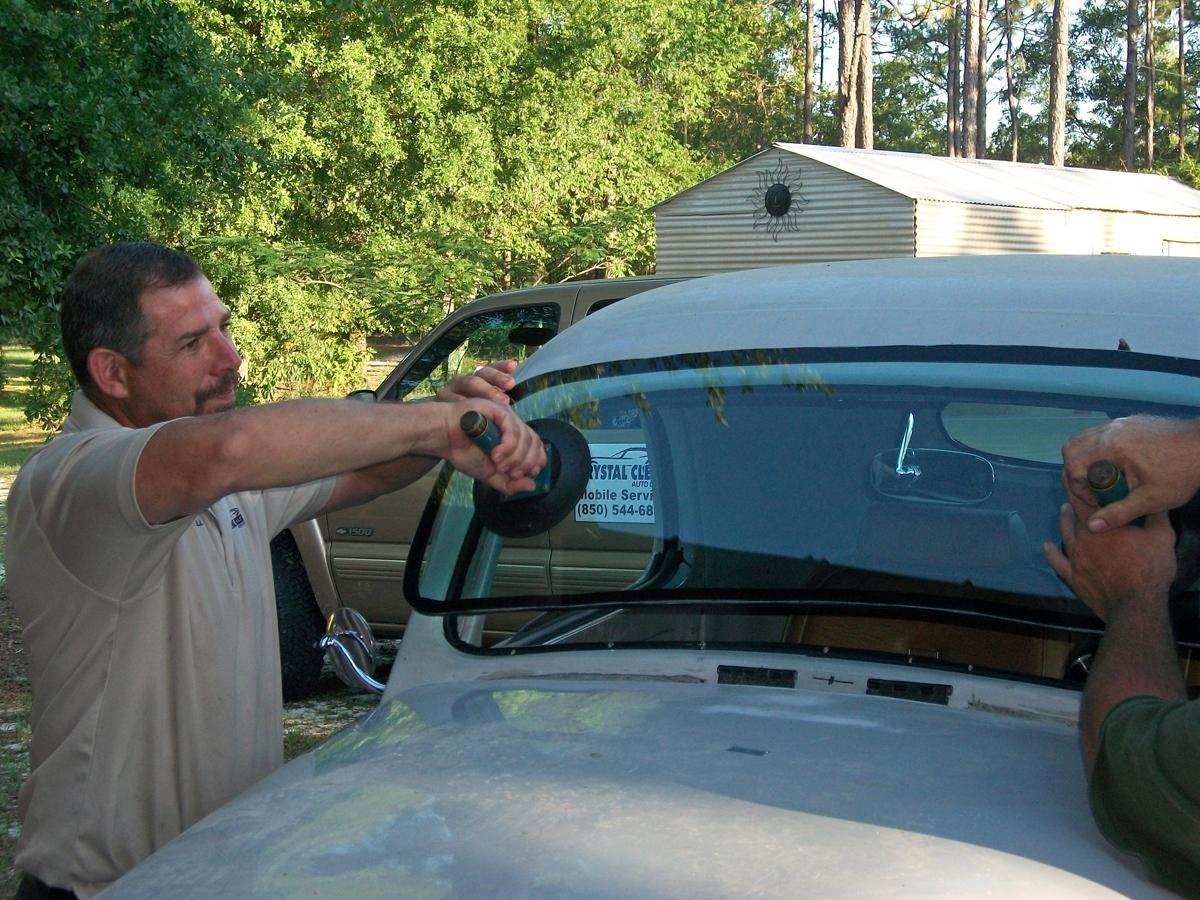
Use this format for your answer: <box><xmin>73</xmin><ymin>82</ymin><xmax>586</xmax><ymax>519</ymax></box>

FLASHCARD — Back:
<box><xmin>106</xmin><ymin>677</ymin><xmax>1164</xmax><ymax>898</ymax></box>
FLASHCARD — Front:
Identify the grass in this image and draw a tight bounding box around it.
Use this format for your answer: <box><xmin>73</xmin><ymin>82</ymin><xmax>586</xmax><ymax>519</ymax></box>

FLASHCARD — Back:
<box><xmin>0</xmin><ymin>347</ymin><xmax>49</xmax><ymax>482</ymax></box>
<box><xmin>282</xmin><ymin>681</ymin><xmax>377</xmax><ymax>760</ymax></box>
<box><xmin>0</xmin><ymin>346</ymin><xmax>48</xmax><ymax>897</ymax></box>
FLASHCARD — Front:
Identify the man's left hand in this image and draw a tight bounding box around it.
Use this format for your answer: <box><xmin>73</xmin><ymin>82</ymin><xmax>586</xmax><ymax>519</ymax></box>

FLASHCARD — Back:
<box><xmin>437</xmin><ymin>361</ymin><xmax>517</xmax><ymax>405</ymax></box>
<box><xmin>1043</xmin><ymin>494</ymin><xmax>1177</xmax><ymax>623</ymax></box>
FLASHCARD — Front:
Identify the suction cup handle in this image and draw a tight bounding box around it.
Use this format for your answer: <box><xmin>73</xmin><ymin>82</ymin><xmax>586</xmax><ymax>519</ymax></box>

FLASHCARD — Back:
<box><xmin>1087</xmin><ymin>460</ymin><xmax>1143</xmax><ymax>526</ymax></box>
<box><xmin>470</xmin><ymin>418</ymin><xmax>592</xmax><ymax>539</ymax></box>
<box><xmin>460</xmin><ymin>409</ymin><xmax>553</xmax><ymax>497</ymax></box>
<box><xmin>460</xmin><ymin>410</ymin><xmax>502</xmax><ymax>453</ymax></box>
<box><xmin>1087</xmin><ymin>460</ymin><xmax>1127</xmax><ymax>505</ymax></box>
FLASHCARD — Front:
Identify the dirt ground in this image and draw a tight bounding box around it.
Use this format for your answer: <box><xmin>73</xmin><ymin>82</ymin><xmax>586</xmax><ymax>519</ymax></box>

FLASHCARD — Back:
<box><xmin>0</xmin><ymin>583</ymin><xmax>30</xmax><ymax>899</ymax></box>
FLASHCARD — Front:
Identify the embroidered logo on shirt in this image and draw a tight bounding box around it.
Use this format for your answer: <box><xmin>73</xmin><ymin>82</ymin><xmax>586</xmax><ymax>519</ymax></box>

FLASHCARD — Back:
<box><xmin>229</xmin><ymin>507</ymin><xmax>246</xmax><ymax>529</ymax></box>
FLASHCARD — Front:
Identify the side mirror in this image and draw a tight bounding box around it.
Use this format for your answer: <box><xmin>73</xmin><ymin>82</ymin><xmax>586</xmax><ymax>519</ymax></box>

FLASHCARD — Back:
<box><xmin>318</xmin><ymin>608</ymin><xmax>385</xmax><ymax>694</ymax></box>
<box><xmin>346</xmin><ymin>389</ymin><xmax>377</xmax><ymax>403</ymax></box>
<box><xmin>507</xmin><ymin>322</ymin><xmax>556</xmax><ymax>347</ymax></box>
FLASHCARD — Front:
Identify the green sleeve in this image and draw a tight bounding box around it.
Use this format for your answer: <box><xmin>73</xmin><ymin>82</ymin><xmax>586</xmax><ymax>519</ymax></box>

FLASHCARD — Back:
<box><xmin>1089</xmin><ymin>695</ymin><xmax>1200</xmax><ymax>898</ymax></box>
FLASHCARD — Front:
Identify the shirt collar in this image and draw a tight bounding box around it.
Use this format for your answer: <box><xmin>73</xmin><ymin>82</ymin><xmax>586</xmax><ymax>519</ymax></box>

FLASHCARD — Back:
<box><xmin>61</xmin><ymin>390</ymin><xmax>123</xmax><ymax>434</ymax></box>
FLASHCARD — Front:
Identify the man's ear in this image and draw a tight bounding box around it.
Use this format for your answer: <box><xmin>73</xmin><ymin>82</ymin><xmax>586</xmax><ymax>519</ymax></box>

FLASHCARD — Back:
<box><xmin>86</xmin><ymin>348</ymin><xmax>132</xmax><ymax>399</ymax></box>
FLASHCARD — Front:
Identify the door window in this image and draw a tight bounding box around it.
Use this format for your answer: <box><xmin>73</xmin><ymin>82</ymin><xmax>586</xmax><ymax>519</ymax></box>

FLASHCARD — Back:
<box><xmin>382</xmin><ymin>304</ymin><xmax>560</xmax><ymax>401</ymax></box>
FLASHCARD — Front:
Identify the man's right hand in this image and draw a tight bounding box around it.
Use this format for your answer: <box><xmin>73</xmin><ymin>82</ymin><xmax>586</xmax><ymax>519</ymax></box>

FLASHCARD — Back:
<box><xmin>442</xmin><ymin>399</ymin><xmax>545</xmax><ymax>496</ymax></box>
<box><xmin>1062</xmin><ymin>415</ymin><xmax>1200</xmax><ymax>532</ymax></box>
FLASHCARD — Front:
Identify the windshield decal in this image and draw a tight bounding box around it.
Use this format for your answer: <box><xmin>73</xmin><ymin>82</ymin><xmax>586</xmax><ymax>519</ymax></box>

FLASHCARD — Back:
<box><xmin>575</xmin><ymin>443</ymin><xmax>655</xmax><ymax>523</ymax></box>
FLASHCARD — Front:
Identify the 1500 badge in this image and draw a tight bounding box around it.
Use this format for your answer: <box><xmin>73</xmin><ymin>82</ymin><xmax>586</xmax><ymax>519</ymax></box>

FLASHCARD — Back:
<box><xmin>335</xmin><ymin>526</ymin><xmax>375</xmax><ymax>537</ymax></box>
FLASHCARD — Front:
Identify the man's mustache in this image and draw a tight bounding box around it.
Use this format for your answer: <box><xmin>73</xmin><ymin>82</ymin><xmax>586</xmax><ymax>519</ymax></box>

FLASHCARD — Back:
<box><xmin>196</xmin><ymin>371</ymin><xmax>239</xmax><ymax>404</ymax></box>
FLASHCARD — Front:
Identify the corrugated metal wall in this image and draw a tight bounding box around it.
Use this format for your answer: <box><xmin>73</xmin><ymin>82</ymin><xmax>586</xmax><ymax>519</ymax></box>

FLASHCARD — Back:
<box><xmin>1073</xmin><ymin>210</ymin><xmax>1200</xmax><ymax>255</ymax></box>
<box><xmin>915</xmin><ymin>202</ymin><xmax>1200</xmax><ymax>257</ymax></box>
<box><xmin>915</xmin><ymin>202</ymin><xmax>1073</xmax><ymax>256</ymax></box>
<box><xmin>654</xmin><ymin>148</ymin><xmax>915</xmax><ymax>275</ymax></box>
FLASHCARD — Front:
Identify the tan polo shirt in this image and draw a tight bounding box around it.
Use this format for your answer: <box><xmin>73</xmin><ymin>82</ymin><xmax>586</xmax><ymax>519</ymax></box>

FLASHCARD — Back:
<box><xmin>8</xmin><ymin>392</ymin><xmax>334</xmax><ymax>897</ymax></box>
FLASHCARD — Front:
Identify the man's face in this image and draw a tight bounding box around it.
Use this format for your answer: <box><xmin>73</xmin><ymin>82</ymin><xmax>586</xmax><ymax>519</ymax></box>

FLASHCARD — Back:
<box><xmin>120</xmin><ymin>276</ymin><xmax>243</xmax><ymax>426</ymax></box>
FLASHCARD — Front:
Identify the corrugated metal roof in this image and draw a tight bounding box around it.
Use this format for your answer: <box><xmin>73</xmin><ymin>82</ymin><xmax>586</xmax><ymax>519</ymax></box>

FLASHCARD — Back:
<box><xmin>769</xmin><ymin>144</ymin><xmax>1200</xmax><ymax>216</ymax></box>
<box><xmin>656</xmin><ymin>144</ymin><xmax>1200</xmax><ymax>217</ymax></box>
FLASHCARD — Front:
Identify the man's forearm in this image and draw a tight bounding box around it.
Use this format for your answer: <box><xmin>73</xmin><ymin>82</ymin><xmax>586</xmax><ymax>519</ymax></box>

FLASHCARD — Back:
<box><xmin>322</xmin><ymin>454</ymin><xmax>443</xmax><ymax>514</ymax></box>
<box><xmin>1081</xmin><ymin>594</ymin><xmax>1186</xmax><ymax>774</ymax></box>
<box><xmin>135</xmin><ymin>398</ymin><xmax>467</xmax><ymax>524</ymax></box>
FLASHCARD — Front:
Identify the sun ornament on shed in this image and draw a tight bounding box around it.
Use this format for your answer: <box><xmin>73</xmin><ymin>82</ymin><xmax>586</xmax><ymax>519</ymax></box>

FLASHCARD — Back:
<box><xmin>748</xmin><ymin>159</ymin><xmax>809</xmax><ymax>240</ymax></box>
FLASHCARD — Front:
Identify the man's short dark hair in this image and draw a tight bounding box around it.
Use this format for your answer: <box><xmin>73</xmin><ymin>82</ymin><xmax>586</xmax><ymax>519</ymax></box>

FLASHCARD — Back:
<box><xmin>61</xmin><ymin>242</ymin><xmax>203</xmax><ymax>395</ymax></box>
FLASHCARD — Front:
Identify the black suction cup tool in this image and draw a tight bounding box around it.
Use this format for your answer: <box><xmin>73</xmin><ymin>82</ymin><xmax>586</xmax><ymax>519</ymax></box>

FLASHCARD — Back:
<box><xmin>466</xmin><ymin>417</ymin><xmax>591</xmax><ymax>539</ymax></box>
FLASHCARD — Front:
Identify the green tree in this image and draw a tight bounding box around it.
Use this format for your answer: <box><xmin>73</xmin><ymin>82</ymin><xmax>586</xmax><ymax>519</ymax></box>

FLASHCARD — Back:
<box><xmin>1071</xmin><ymin>0</ymin><xmax>1196</xmax><ymax>166</ymax></box>
<box><xmin>183</xmin><ymin>0</ymin><xmax>758</xmax><ymax>313</ymax></box>
<box><xmin>875</xmin><ymin>2</ymin><xmax>959</xmax><ymax>153</ymax></box>
<box><xmin>988</xmin><ymin>1</ymin><xmax>1053</xmax><ymax>162</ymax></box>
<box><xmin>7</xmin><ymin>0</ymin><xmax>767</xmax><ymax>422</ymax></box>
<box><xmin>1</xmin><ymin>0</ymin><xmax>255</xmax><ymax>421</ymax></box>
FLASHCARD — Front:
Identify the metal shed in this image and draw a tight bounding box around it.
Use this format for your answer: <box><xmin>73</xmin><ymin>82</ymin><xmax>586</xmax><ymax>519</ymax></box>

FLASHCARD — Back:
<box><xmin>653</xmin><ymin>143</ymin><xmax>1200</xmax><ymax>275</ymax></box>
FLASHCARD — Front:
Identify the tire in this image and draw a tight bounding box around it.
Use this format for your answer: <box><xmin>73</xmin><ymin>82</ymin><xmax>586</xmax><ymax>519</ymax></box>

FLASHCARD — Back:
<box><xmin>271</xmin><ymin>530</ymin><xmax>326</xmax><ymax>702</ymax></box>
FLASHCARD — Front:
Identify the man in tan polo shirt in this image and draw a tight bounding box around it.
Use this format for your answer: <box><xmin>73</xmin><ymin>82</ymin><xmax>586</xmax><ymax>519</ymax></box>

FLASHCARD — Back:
<box><xmin>7</xmin><ymin>242</ymin><xmax>545</xmax><ymax>898</ymax></box>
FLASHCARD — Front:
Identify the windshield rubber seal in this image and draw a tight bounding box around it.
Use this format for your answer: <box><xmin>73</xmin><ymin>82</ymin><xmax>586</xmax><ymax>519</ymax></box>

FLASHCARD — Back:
<box><xmin>404</xmin><ymin>345</ymin><xmax>1200</xmax><ymax>626</ymax></box>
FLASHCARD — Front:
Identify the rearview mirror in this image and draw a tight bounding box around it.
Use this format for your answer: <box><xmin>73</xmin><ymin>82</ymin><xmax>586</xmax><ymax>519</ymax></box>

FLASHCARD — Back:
<box><xmin>870</xmin><ymin>449</ymin><xmax>995</xmax><ymax>505</ymax></box>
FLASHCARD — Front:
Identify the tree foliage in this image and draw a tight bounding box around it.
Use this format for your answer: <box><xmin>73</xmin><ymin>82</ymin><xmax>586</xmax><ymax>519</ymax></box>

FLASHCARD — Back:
<box><xmin>3</xmin><ymin>0</ymin><xmax>1198</xmax><ymax>425</ymax></box>
<box><xmin>1071</xmin><ymin>0</ymin><xmax>1198</xmax><ymax>167</ymax></box>
<box><xmin>3</xmin><ymin>0</ymin><xmax>760</xmax><ymax>424</ymax></box>
<box><xmin>1</xmin><ymin>0</ymin><xmax>256</xmax><ymax>420</ymax></box>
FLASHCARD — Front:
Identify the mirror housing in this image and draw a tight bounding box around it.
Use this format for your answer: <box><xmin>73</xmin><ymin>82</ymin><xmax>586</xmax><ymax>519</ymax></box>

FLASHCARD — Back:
<box><xmin>318</xmin><ymin>608</ymin><xmax>385</xmax><ymax>694</ymax></box>
<box><xmin>870</xmin><ymin>449</ymin><xmax>995</xmax><ymax>505</ymax></box>
<box><xmin>507</xmin><ymin>322</ymin><xmax>556</xmax><ymax>347</ymax></box>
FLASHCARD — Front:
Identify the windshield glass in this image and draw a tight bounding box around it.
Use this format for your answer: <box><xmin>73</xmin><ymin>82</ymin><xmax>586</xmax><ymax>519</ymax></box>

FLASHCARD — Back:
<box><xmin>409</xmin><ymin>347</ymin><xmax>1200</xmax><ymax>679</ymax></box>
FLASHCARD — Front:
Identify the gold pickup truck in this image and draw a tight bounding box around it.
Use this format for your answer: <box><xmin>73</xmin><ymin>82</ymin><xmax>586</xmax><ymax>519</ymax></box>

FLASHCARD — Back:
<box><xmin>273</xmin><ymin>275</ymin><xmax>683</xmax><ymax>699</ymax></box>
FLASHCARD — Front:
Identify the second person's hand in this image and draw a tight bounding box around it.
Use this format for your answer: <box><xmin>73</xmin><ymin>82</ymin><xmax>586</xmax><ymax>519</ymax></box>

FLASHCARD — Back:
<box><xmin>1061</xmin><ymin>415</ymin><xmax>1200</xmax><ymax>532</ymax></box>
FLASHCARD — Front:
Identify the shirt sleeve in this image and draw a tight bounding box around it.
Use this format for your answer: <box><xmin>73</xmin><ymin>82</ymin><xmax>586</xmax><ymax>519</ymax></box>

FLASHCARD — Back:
<box><xmin>22</xmin><ymin>423</ymin><xmax>193</xmax><ymax>600</ymax></box>
<box><xmin>256</xmin><ymin>476</ymin><xmax>337</xmax><ymax>538</ymax></box>
<box><xmin>1089</xmin><ymin>694</ymin><xmax>1200</xmax><ymax>896</ymax></box>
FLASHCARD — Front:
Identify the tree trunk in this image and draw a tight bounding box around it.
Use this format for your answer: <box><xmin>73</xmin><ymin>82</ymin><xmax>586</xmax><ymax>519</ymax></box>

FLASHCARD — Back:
<box><xmin>1048</xmin><ymin>0</ymin><xmax>1068</xmax><ymax>165</ymax></box>
<box><xmin>1146</xmin><ymin>0</ymin><xmax>1156</xmax><ymax>165</ymax></box>
<box><xmin>804</xmin><ymin>0</ymin><xmax>816</xmax><ymax>142</ymax></box>
<box><xmin>1124</xmin><ymin>0</ymin><xmax>1139</xmax><ymax>169</ymax></box>
<box><xmin>963</xmin><ymin>0</ymin><xmax>980</xmax><ymax>157</ymax></box>
<box><xmin>975</xmin><ymin>0</ymin><xmax>987</xmax><ymax>158</ymax></box>
<box><xmin>820</xmin><ymin>0</ymin><xmax>828</xmax><ymax>87</ymax></box>
<box><xmin>838</xmin><ymin>0</ymin><xmax>858</xmax><ymax>146</ymax></box>
<box><xmin>1004</xmin><ymin>0</ymin><xmax>1019</xmax><ymax>160</ymax></box>
<box><xmin>789</xmin><ymin>9</ymin><xmax>803</xmax><ymax>139</ymax></box>
<box><xmin>855</xmin><ymin>0</ymin><xmax>873</xmax><ymax>148</ymax></box>
<box><xmin>1181</xmin><ymin>0</ymin><xmax>1187</xmax><ymax>158</ymax></box>
<box><xmin>948</xmin><ymin>0</ymin><xmax>961</xmax><ymax>156</ymax></box>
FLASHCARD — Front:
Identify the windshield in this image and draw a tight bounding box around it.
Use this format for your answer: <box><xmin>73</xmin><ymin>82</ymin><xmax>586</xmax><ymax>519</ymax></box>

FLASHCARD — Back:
<box><xmin>409</xmin><ymin>347</ymin><xmax>1200</xmax><ymax>681</ymax></box>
